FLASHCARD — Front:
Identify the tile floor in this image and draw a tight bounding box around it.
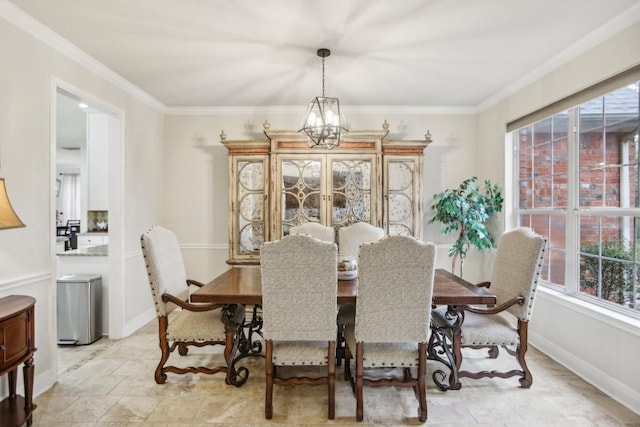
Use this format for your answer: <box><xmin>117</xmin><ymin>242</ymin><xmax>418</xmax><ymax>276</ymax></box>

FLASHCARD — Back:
<box><xmin>39</xmin><ymin>320</ymin><xmax>640</xmax><ymax>426</ymax></box>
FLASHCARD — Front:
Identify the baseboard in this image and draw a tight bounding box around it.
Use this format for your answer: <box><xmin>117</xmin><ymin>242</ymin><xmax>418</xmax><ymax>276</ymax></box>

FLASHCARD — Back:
<box><xmin>34</xmin><ymin>366</ymin><xmax>57</xmax><ymax>398</ymax></box>
<box><xmin>530</xmin><ymin>331</ymin><xmax>640</xmax><ymax>416</ymax></box>
<box><xmin>122</xmin><ymin>307</ymin><xmax>155</xmax><ymax>337</ymax></box>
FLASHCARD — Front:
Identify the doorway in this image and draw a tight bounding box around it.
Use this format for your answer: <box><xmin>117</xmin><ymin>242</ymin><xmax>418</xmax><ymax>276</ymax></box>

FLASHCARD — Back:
<box><xmin>52</xmin><ymin>82</ymin><xmax>124</xmax><ymax>375</ymax></box>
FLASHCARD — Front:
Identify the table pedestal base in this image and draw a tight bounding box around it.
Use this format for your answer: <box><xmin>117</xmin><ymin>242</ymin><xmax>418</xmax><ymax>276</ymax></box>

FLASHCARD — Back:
<box><xmin>224</xmin><ymin>304</ymin><xmax>264</xmax><ymax>387</ymax></box>
<box><xmin>428</xmin><ymin>305</ymin><xmax>463</xmax><ymax>391</ymax></box>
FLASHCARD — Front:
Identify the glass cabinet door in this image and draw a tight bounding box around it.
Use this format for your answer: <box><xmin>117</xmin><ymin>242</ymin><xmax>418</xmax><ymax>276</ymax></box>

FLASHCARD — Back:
<box><xmin>275</xmin><ymin>154</ymin><xmax>379</xmax><ymax>236</ymax></box>
<box><xmin>384</xmin><ymin>157</ymin><xmax>422</xmax><ymax>237</ymax></box>
<box><xmin>278</xmin><ymin>156</ymin><xmax>324</xmax><ymax>237</ymax></box>
<box><xmin>231</xmin><ymin>156</ymin><xmax>268</xmax><ymax>262</ymax></box>
<box><xmin>329</xmin><ymin>156</ymin><xmax>377</xmax><ymax>228</ymax></box>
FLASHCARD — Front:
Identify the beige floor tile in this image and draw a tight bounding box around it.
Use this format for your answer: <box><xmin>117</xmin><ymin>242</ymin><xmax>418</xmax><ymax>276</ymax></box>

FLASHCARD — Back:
<box><xmin>44</xmin><ymin>395</ymin><xmax>120</xmax><ymax>423</ymax></box>
<box><xmin>99</xmin><ymin>396</ymin><xmax>163</xmax><ymax>422</ymax></box>
<box><xmin>38</xmin><ymin>321</ymin><xmax>640</xmax><ymax>426</ymax></box>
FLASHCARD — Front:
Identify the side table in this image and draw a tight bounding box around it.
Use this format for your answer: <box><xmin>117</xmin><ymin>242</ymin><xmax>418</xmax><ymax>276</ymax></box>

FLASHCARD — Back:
<box><xmin>0</xmin><ymin>295</ymin><xmax>36</xmax><ymax>427</ymax></box>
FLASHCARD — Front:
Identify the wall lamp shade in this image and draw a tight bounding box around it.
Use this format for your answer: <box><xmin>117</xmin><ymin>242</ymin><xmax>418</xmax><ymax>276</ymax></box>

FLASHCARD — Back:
<box><xmin>0</xmin><ymin>178</ymin><xmax>26</xmax><ymax>230</ymax></box>
<box><xmin>299</xmin><ymin>48</ymin><xmax>348</xmax><ymax>149</ymax></box>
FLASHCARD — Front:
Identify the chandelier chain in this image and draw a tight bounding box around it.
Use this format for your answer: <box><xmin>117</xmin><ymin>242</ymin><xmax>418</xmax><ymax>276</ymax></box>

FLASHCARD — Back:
<box><xmin>322</xmin><ymin>56</ymin><xmax>326</xmax><ymax>97</ymax></box>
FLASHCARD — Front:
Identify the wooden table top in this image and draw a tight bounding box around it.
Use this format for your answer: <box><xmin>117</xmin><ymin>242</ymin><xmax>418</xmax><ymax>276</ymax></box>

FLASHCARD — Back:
<box><xmin>192</xmin><ymin>267</ymin><xmax>496</xmax><ymax>306</ymax></box>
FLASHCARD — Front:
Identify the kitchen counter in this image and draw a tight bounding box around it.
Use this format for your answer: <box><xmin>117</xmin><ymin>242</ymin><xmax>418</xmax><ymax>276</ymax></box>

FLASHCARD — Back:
<box><xmin>57</xmin><ymin>244</ymin><xmax>108</xmax><ymax>256</ymax></box>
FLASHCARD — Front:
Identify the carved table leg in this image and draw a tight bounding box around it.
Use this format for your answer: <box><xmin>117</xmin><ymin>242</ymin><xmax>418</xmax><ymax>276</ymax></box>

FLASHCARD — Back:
<box><xmin>7</xmin><ymin>367</ymin><xmax>17</xmax><ymax>398</ymax></box>
<box><xmin>23</xmin><ymin>356</ymin><xmax>35</xmax><ymax>427</ymax></box>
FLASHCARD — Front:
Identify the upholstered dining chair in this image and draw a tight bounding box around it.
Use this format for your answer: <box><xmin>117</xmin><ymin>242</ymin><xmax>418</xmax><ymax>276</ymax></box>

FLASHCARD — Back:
<box><xmin>289</xmin><ymin>222</ymin><xmax>335</xmax><ymax>242</ymax></box>
<box><xmin>141</xmin><ymin>225</ymin><xmax>230</xmax><ymax>384</ymax></box>
<box><xmin>431</xmin><ymin>227</ymin><xmax>546</xmax><ymax>389</ymax></box>
<box><xmin>344</xmin><ymin>235</ymin><xmax>436</xmax><ymax>422</ymax></box>
<box><xmin>337</xmin><ymin>222</ymin><xmax>385</xmax><ymax>258</ymax></box>
<box><xmin>335</xmin><ymin>222</ymin><xmax>385</xmax><ymax>366</ymax></box>
<box><xmin>260</xmin><ymin>234</ymin><xmax>338</xmax><ymax>420</ymax></box>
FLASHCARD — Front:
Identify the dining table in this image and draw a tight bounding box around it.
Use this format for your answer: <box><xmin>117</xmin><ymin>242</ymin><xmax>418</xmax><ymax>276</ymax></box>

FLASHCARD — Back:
<box><xmin>192</xmin><ymin>266</ymin><xmax>496</xmax><ymax>389</ymax></box>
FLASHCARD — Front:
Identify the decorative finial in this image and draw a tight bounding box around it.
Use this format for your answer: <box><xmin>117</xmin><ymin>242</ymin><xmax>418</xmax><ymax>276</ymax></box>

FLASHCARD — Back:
<box><xmin>424</xmin><ymin>130</ymin><xmax>432</xmax><ymax>143</ymax></box>
<box><xmin>382</xmin><ymin>120</ymin><xmax>390</xmax><ymax>132</ymax></box>
<box><xmin>263</xmin><ymin>119</ymin><xmax>271</xmax><ymax>130</ymax></box>
<box><xmin>220</xmin><ymin>130</ymin><xmax>227</xmax><ymax>141</ymax></box>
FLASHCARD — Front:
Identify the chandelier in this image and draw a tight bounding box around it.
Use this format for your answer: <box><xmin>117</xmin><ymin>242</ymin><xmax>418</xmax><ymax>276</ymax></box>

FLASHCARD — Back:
<box><xmin>299</xmin><ymin>48</ymin><xmax>348</xmax><ymax>149</ymax></box>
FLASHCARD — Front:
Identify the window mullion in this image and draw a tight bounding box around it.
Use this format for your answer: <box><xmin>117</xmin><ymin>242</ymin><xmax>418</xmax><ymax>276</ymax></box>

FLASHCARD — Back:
<box><xmin>566</xmin><ymin>108</ymin><xmax>580</xmax><ymax>294</ymax></box>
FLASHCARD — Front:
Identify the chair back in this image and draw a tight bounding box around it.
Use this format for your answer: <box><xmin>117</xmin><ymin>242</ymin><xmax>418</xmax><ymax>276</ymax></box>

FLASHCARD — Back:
<box><xmin>261</xmin><ymin>234</ymin><xmax>338</xmax><ymax>342</ymax></box>
<box><xmin>338</xmin><ymin>222</ymin><xmax>385</xmax><ymax>259</ymax></box>
<box><xmin>140</xmin><ymin>226</ymin><xmax>189</xmax><ymax>317</ymax></box>
<box><xmin>355</xmin><ymin>235</ymin><xmax>436</xmax><ymax>343</ymax></box>
<box><xmin>289</xmin><ymin>222</ymin><xmax>335</xmax><ymax>242</ymax></box>
<box><xmin>490</xmin><ymin>227</ymin><xmax>547</xmax><ymax>321</ymax></box>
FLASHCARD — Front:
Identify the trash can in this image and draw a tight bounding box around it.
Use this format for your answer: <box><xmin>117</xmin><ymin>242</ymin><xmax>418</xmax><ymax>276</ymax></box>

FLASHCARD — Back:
<box><xmin>57</xmin><ymin>274</ymin><xmax>102</xmax><ymax>345</ymax></box>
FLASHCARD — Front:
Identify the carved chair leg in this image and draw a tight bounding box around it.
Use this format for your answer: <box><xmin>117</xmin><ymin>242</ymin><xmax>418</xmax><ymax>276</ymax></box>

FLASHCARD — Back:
<box><xmin>336</xmin><ymin>328</ymin><xmax>343</xmax><ymax>366</ymax></box>
<box><xmin>265</xmin><ymin>340</ymin><xmax>274</xmax><ymax>419</ymax></box>
<box><xmin>356</xmin><ymin>342</ymin><xmax>364</xmax><ymax>422</ymax></box>
<box><xmin>155</xmin><ymin>317</ymin><xmax>170</xmax><ymax>384</ymax></box>
<box><xmin>517</xmin><ymin>321</ymin><xmax>532</xmax><ymax>388</ymax></box>
<box><xmin>224</xmin><ymin>324</ymin><xmax>235</xmax><ymax>365</ymax></box>
<box><xmin>344</xmin><ymin>345</ymin><xmax>352</xmax><ymax>382</ymax></box>
<box><xmin>488</xmin><ymin>345</ymin><xmax>499</xmax><ymax>358</ymax></box>
<box><xmin>328</xmin><ymin>341</ymin><xmax>336</xmax><ymax>420</ymax></box>
<box><xmin>418</xmin><ymin>343</ymin><xmax>427</xmax><ymax>423</ymax></box>
<box><xmin>177</xmin><ymin>342</ymin><xmax>188</xmax><ymax>355</ymax></box>
<box><xmin>451</xmin><ymin>329</ymin><xmax>463</xmax><ymax>390</ymax></box>
<box><xmin>403</xmin><ymin>367</ymin><xmax>413</xmax><ymax>382</ymax></box>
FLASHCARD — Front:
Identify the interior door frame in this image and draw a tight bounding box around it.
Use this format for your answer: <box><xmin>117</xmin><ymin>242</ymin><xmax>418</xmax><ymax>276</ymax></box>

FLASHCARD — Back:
<box><xmin>50</xmin><ymin>78</ymin><xmax>125</xmax><ymax>360</ymax></box>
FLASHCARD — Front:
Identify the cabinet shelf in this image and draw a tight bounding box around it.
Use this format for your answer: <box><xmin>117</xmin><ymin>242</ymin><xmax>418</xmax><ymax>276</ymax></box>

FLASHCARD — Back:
<box><xmin>0</xmin><ymin>396</ymin><xmax>35</xmax><ymax>427</ymax></box>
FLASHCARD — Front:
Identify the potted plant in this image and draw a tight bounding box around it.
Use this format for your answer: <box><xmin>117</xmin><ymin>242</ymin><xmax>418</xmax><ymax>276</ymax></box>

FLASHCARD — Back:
<box><xmin>429</xmin><ymin>177</ymin><xmax>503</xmax><ymax>277</ymax></box>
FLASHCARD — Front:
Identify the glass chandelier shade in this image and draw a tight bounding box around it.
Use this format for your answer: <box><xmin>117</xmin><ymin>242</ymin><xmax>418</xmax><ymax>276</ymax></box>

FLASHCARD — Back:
<box><xmin>299</xmin><ymin>48</ymin><xmax>348</xmax><ymax>149</ymax></box>
<box><xmin>0</xmin><ymin>178</ymin><xmax>25</xmax><ymax>230</ymax></box>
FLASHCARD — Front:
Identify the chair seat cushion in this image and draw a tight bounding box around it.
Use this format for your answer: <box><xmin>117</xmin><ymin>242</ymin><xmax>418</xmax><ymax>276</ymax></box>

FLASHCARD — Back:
<box><xmin>344</xmin><ymin>324</ymin><xmax>421</xmax><ymax>367</ymax></box>
<box><xmin>460</xmin><ymin>311</ymin><xmax>520</xmax><ymax>346</ymax></box>
<box><xmin>272</xmin><ymin>341</ymin><xmax>331</xmax><ymax>366</ymax></box>
<box><xmin>167</xmin><ymin>307</ymin><xmax>227</xmax><ymax>342</ymax></box>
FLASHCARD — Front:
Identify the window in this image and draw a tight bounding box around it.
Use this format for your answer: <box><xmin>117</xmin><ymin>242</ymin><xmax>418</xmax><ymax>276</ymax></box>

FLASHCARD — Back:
<box><xmin>513</xmin><ymin>80</ymin><xmax>640</xmax><ymax>315</ymax></box>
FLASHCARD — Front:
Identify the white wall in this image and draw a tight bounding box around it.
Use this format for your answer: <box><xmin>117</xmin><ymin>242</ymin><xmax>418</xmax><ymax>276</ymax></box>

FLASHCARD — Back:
<box><xmin>476</xmin><ymin>21</ymin><xmax>640</xmax><ymax>414</ymax></box>
<box><xmin>0</xmin><ymin>8</ymin><xmax>164</xmax><ymax>397</ymax></box>
<box><xmin>163</xmin><ymin>112</ymin><xmax>479</xmax><ymax>280</ymax></box>
<box><xmin>2</xmin><ymin>0</ymin><xmax>639</xmax><ymax>415</ymax></box>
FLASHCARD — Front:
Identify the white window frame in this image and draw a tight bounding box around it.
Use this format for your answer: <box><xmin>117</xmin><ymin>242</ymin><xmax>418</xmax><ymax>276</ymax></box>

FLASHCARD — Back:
<box><xmin>509</xmin><ymin>78</ymin><xmax>640</xmax><ymax>319</ymax></box>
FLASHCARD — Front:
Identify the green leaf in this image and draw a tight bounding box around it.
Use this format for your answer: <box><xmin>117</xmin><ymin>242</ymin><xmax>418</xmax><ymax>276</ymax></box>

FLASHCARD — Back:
<box><xmin>430</xmin><ymin>176</ymin><xmax>503</xmax><ymax>275</ymax></box>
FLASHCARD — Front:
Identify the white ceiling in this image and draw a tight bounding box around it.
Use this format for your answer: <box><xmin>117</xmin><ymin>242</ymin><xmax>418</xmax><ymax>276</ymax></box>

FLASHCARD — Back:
<box><xmin>8</xmin><ymin>0</ymin><xmax>640</xmax><ymax>109</ymax></box>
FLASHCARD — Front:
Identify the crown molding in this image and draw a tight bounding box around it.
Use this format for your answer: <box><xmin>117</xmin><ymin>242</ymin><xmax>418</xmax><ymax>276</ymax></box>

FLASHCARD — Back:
<box><xmin>165</xmin><ymin>105</ymin><xmax>476</xmax><ymax>116</ymax></box>
<box><xmin>476</xmin><ymin>1</ymin><xmax>640</xmax><ymax>112</ymax></box>
<box><xmin>0</xmin><ymin>0</ymin><xmax>165</xmax><ymax>113</ymax></box>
